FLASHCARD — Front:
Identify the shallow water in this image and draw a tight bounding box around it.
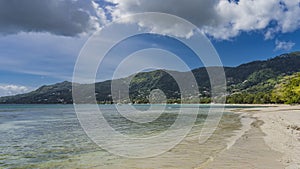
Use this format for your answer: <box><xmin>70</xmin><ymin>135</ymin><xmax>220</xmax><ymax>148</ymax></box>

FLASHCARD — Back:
<box><xmin>0</xmin><ymin>104</ymin><xmax>242</xmax><ymax>169</ymax></box>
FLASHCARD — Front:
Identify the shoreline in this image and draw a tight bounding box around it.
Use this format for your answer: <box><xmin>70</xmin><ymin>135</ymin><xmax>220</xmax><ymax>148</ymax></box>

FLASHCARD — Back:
<box><xmin>198</xmin><ymin>104</ymin><xmax>300</xmax><ymax>169</ymax></box>
<box><xmin>1</xmin><ymin>104</ymin><xmax>299</xmax><ymax>168</ymax></box>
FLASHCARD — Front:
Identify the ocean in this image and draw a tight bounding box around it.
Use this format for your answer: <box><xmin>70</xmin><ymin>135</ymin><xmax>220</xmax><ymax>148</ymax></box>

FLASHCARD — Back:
<box><xmin>0</xmin><ymin>104</ymin><xmax>243</xmax><ymax>169</ymax></box>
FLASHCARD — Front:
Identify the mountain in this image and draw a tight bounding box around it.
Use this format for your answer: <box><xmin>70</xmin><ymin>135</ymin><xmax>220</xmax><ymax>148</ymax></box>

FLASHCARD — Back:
<box><xmin>0</xmin><ymin>81</ymin><xmax>73</xmax><ymax>104</ymax></box>
<box><xmin>1</xmin><ymin>51</ymin><xmax>300</xmax><ymax>104</ymax></box>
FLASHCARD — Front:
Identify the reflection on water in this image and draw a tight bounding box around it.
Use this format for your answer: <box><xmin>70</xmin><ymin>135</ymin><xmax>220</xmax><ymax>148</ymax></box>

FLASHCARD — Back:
<box><xmin>0</xmin><ymin>104</ymin><xmax>242</xmax><ymax>169</ymax></box>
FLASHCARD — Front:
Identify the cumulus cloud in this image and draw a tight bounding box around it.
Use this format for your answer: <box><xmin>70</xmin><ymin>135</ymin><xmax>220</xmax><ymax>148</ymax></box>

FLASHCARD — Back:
<box><xmin>107</xmin><ymin>0</ymin><xmax>220</xmax><ymax>26</ymax></box>
<box><xmin>215</xmin><ymin>0</ymin><xmax>300</xmax><ymax>40</ymax></box>
<box><xmin>0</xmin><ymin>0</ymin><xmax>107</xmax><ymax>36</ymax></box>
<box><xmin>105</xmin><ymin>0</ymin><xmax>300</xmax><ymax>40</ymax></box>
<box><xmin>0</xmin><ymin>84</ymin><xmax>30</xmax><ymax>97</ymax></box>
<box><xmin>0</xmin><ymin>0</ymin><xmax>299</xmax><ymax>39</ymax></box>
<box><xmin>106</xmin><ymin>0</ymin><xmax>221</xmax><ymax>38</ymax></box>
<box><xmin>275</xmin><ymin>39</ymin><xmax>295</xmax><ymax>51</ymax></box>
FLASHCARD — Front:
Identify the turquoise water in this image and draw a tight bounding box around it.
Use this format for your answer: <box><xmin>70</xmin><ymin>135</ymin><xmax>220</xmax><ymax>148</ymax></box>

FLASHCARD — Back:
<box><xmin>0</xmin><ymin>105</ymin><xmax>99</xmax><ymax>168</ymax></box>
<box><xmin>0</xmin><ymin>104</ymin><xmax>242</xmax><ymax>169</ymax></box>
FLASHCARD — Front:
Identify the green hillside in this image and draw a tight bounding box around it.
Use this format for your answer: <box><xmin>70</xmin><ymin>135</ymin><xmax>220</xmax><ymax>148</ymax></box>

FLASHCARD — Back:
<box><xmin>271</xmin><ymin>73</ymin><xmax>300</xmax><ymax>104</ymax></box>
<box><xmin>1</xmin><ymin>51</ymin><xmax>300</xmax><ymax>104</ymax></box>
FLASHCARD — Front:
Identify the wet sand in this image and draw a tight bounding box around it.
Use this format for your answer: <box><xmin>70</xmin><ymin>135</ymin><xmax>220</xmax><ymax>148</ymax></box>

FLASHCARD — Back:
<box><xmin>199</xmin><ymin>105</ymin><xmax>300</xmax><ymax>169</ymax></box>
<box><xmin>50</xmin><ymin>112</ymin><xmax>242</xmax><ymax>169</ymax></box>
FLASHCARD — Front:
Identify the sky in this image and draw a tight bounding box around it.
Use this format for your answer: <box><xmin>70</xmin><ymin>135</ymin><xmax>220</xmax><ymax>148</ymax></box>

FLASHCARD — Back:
<box><xmin>0</xmin><ymin>0</ymin><xmax>300</xmax><ymax>96</ymax></box>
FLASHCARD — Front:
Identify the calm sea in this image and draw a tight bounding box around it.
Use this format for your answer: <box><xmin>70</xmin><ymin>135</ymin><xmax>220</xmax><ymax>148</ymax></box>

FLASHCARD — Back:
<box><xmin>0</xmin><ymin>104</ymin><xmax>243</xmax><ymax>169</ymax></box>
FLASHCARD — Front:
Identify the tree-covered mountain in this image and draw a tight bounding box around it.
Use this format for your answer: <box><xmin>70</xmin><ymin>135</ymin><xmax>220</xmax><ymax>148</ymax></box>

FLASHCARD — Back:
<box><xmin>0</xmin><ymin>81</ymin><xmax>74</xmax><ymax>104</ymax></box>
<box><xmin>1</xmin><ymin>51</ymin><xmax>300</xmax><ymax>104</ymax></box>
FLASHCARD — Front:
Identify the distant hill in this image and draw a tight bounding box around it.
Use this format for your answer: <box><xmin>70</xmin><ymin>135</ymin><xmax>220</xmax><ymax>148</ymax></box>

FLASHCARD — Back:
<box><xmin>1</xmin><ymin>51</ymin><xmax>300</xmax><ymax>104</ymax></box>
<box><xmin>0</xmin><ymin>81</ymin><xmax>73</xmax><ymax>104</ymax></box>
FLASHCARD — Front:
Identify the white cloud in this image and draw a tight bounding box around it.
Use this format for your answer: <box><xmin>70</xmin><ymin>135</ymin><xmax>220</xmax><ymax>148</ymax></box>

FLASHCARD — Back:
<box><xmin>275</xmin><ymin>39</ymin><xmax>295</xmax><ymax>51</ymax></box>
<box><xmin>0</xmin><ymin>84</ymin><xmax>31</xmax><ymax>96</ymax></box>
<box><xmin>264</xmin><ymin>27</ymin><xmax>281</xmax><ymax>40</ymax></box>
<box><xmin>106</xmin><ymin>0</ymin><xmax>221</xmax><ymax>38</ymax></box>
<box><xmin>105</xmin><ymin>0</ymin><xmax>300</xmax><ymax>40</ymax></box>
<box><xmin>213</xmin><ymin>0</ymin><xmax>279</xmax><ymax>39</ymax></box>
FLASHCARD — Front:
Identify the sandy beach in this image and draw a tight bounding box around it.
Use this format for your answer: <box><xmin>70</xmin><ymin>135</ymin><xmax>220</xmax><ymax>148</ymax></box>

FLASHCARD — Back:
<box><xmin>199</xmin><ymin>105</ymin><xmax>300</xmax><ymax>169</ymax></box>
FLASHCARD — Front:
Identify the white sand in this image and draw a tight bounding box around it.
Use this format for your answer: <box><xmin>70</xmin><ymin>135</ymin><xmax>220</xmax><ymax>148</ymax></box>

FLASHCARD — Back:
<box><xmin>200</xmin><ymin>105</ymin><xmax>300</xmax><ymax>169</ymax></box>
<box><xmin>251</xmin><ymin>105</ymin><xmax>300</xmax><ymax>169</ymax></box>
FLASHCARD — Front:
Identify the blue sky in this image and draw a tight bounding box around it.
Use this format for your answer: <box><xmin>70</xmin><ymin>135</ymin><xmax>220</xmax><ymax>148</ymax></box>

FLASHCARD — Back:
<box><xmin>0</xmin><ymin>0</ymin><xmax>300</xmax><ymax>96</ymax></box>
<box><xmin>214</xmin><ymin>29</ymin><xmax>300</xmax><ymax>66</ymax></box>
